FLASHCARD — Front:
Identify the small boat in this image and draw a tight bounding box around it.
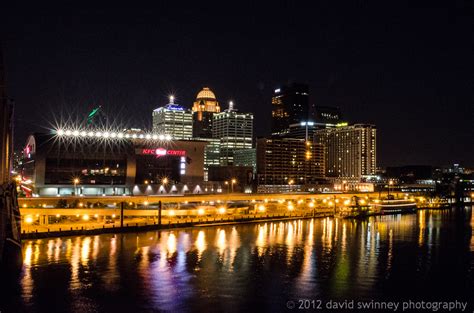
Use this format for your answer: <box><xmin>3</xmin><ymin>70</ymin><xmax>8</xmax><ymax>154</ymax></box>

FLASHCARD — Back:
<box><xmin>372</xmin><ymin>199</ymin><xmax>417</xmax><ymax>214</ymax></box>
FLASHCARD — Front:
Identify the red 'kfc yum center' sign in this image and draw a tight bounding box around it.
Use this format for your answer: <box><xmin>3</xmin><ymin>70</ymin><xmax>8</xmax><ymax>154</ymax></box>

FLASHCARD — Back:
<box><xmin>140</xmin><ymin>148</ymin><xmax>186</xmax><ymax>157</ymax></box>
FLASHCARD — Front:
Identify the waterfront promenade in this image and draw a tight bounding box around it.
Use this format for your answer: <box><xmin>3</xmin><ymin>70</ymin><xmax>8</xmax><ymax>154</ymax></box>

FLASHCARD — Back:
<box><xmin>18</xmin><ymin>191</ymin><xmax>413</xmax><ymax>238</ymax></box>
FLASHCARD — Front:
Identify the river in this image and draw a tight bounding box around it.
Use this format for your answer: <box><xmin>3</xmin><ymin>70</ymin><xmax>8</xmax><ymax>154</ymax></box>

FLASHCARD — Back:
<box><xmin>1</xmin><ymin>207</ymin><xmax>473</xmax><ymax>312</ymax></box>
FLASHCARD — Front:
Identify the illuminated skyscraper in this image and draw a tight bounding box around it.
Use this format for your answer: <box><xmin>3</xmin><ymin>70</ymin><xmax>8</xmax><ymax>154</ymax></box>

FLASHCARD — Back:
<box><xmin>314</xmin><ymin>124</ymin><xmax>376</xmax><ymax>180</ymax></box>
<box><xmin>192</xmin><ymin>87</ymin><xmax>221</xmax><ymax>138</ymax></box>
<box><xmin>152</xmin><ymin>96</ymin><xmax>193</xmax><ymax>140</ymax></box>
<box><xmin>212</xmin><ymin>102</ymin><xmax>253</xmax><ymax>165</ymax></box>
<box><xmin>271</xmin><ymin>83</ymin><xmax>310</xmax><ymax>136</ymax></box>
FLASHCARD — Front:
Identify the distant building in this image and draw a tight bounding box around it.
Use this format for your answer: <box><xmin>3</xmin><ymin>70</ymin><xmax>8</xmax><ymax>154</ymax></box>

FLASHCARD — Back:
<box><xmin>271</xmin><ymin>83</ymin><xmax>310</xmax><ymax>136</ymax></box>
<box><xmin>256</xmin><ymin>137</ymin><xmax>325</xmax><ymax>190</ymax></box>
<box><xmin>315</xmin><ymin>124</ymin><xmax>376</xmax><ymax>181</ymax></box>
<box><xmin>233</xmin><ymin>148</ymin><xmax>256</xmax><ymax>174</ymax></box>
<box><xmin>208</xmin><ymin>165</ymin><xmax>254</xmax><ymax>193</ymax></box>
<box><xmin>152</xmin><ymin>96</ymin><xmax>193</xmax><ymax>140</ymax></box>
<box><xmin>212</xmin><ymin>103</ymin><xmax>253</xmax><ymax>165</ymax></box>
<box><xmin>192</xmin><ymin>87</ymin><xmax>221</xmax><ymax>138</ymax></box>
<box><xmin>286</xmin><ymin>121</ymin><xmax>322</xmax><ymax>140</ymax></box>
<box><xmin>194</xmin><ymin>137</ymin><xmax>221</xmax><ymax>181</ymax></box>
<box><xmin>385</xmin><ymin>165</ymin><xmax>433</xmax><ymax>184</ymax></box>
<box><xmin>314</xmin><ymin>106</ymin><xmax>343</xmax><ymax>124</ymax></box>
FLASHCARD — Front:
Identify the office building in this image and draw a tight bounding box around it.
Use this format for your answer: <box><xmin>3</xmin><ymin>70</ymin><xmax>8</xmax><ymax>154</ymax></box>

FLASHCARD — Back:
<box><xmin>314</xmin><ymin>124</ymin><xmax>376</xmax><ymax>181</ymax></box>
<box><xmin>271</xmin><ymin>83</ymin><xmax>310</xmax><ymax>136</ymax></box>
<box><xmin>212</xmin><ymin>102</ymin><xmax>253</xmax><ymax>165</ymax></box>
<box><xmin>208</xmin><ymin>165</ymin><xmax>254</xmax><ymax>193</ymax></box>
<box><xmin>256</xmin><ymin>137</ymin><xmax>325</xmax><ymax>190</ymax></box>
<box><xmin>152</xmin><ymin>96</ymin><xmax>193</xmax><ymax>140</ymax></box>
<box><xmin>234</xmin><ymin>148</ymin><xmax>256</xmax><ymax>174</ymax></box>
<box><xmin>192</xmin><ymin>87</ymin><xmax>221</xmax><ymax>138</ymax></box>
<box><xmin>194</xmin><ymin>137</ymin><xmax>221</xmax><ymax>181</ymax></box>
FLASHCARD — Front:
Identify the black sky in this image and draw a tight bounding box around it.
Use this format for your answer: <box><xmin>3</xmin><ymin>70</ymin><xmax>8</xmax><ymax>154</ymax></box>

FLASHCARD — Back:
<box><xmin>1</xmin><ymin>2</ymin><xmax>473</xmax><ymax>167</ymax></box>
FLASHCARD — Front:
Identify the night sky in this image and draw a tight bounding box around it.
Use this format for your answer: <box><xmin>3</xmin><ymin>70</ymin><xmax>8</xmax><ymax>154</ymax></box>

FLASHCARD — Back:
<box><xmin>1</xmin><ymin>2</ymin><xmax>473</xmax><ymax>167</ymax></box>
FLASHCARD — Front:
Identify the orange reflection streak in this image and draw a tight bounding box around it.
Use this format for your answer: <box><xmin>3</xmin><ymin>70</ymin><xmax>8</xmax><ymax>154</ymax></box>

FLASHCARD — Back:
<box><xmin>228</xmin><ymin>227</ymin><xmax>240</xmax><ymax>268</ymax></box>
<box><xmin>81</xmin><ymin>237</ymin><xmax>91</xmax><ymax>266</ymax></box>
<box><xmin>33</xmin><ymin>241</ymin><xmax>40</xmax><ymax>264</ymax></box>
<box><xmin>195</xmin><ymin>230</ymin><xmax>206</xmax><ymax>259</ymax></box>
<box><xmin>276</xmin><ymin>222</ymin><xmax>285</xmax><ymax>244</ymax></box>
<box><xmin>286</xmin><ymin>222</ymin><xmax>295</xmax><ymax>264</ymax></box>
<box><xmin>54</xmin><ymin>238</ymin><xmax>62</xmax><ymax>262</ymax></box>
<box><xmin>418</xmin><ymin>210</ymin><xmax>425</xmax><ymax>247</ymax></box>
<box><xmin>21</xmin><ymin>242</ymin><xmax>34</xmax><ymax>303</ymax></box>
<box><xmin>296</xmin><ymin>220</ymin><xmax>316</xmax><ymax>293</ymax></box>
<box><xmin>70</xmin><ymin>237</ymin><xmax>81</xmax><ymax>290</ymax></box>
<box><xmin>167</xmin><ymin>233</ymin><xmax>177</xmax><ymax>255</ymax></box>
<box><xmin>47</xmin><ymin>239</ymin><xmax>54</xmax><ymax>262</ymax></box>
<box><xmin>92</xmin><ymin>236</ymin><xmax>99</xmax><ymax>260</ymax></box>
<box><xmin>24</xmin><ymin>241</ymin><xmax>33</xmax><ymax>266</ymax></box>
<box><xmin>216</xmin><ymin>229</ymin><xmax>226</xmax><ymax>256</ymax></box>
<box><xmin>256</xmin><ymin>224</ymin><xmax>267</xmax><ymax>256</ymax></box>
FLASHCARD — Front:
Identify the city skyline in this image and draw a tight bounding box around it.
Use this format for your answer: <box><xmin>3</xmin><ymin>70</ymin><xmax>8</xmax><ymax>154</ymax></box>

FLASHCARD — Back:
<box><xmin>1</xmin><ymin>3</ymin><xmax>472</xmax><ymax>168</ymax></box>
<box><xmin>1</xmin><ymin>4</ymin><xmax>473</xmax><ymax>313</ymax></box>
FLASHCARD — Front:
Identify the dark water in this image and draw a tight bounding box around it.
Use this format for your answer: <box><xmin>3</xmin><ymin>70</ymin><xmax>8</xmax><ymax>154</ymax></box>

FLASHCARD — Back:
<box><xmin>1</xmin><ymin>208</ymin><xmax>473</xmax><ymax>313</ymax></box>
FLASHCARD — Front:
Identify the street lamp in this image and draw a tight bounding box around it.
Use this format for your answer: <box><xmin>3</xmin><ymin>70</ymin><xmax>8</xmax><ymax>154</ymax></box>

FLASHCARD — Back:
<box><xmin>288</xmin><ymin>179</ymin><xmax>294</xmax><ymax>192</ymax></box>
<box><xmin>388</xmin><ymin>179</ymin><xmax>394</xmax><ymax>198</ymax></box>
<box><xmin>73</xmin><ymin>178</ymin><xmax>80</xmax><ymax>196</ymax></box>
<box><xmin>231</xmin><ymin>178</ymin><xmax>237</xmax><ymax>193</ymax></box>
<box><xmin>224</xmin><ymin>181</ymin><xmax>229</xmax><ymax>193</ymax></box>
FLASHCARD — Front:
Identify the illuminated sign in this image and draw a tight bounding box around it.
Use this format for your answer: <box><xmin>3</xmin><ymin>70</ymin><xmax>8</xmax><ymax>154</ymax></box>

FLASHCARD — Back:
<box><xmin>140</xmin><ymin>148</ymin><xmax>186</xmax><ymax>157</ymax></box>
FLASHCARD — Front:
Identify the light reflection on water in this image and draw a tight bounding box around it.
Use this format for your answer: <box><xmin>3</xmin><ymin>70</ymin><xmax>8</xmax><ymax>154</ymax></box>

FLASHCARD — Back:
<box><xmin>4</xmin><ymin>208</ymin><xmax>473</xmax><ymax>312</ymax></box>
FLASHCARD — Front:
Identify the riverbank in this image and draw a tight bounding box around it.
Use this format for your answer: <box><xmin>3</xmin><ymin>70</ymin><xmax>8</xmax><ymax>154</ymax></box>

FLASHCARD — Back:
<box><xmin>21</xmin><ymin>213</ymin><xmax>331</xmax><ymax>240</ymax></box>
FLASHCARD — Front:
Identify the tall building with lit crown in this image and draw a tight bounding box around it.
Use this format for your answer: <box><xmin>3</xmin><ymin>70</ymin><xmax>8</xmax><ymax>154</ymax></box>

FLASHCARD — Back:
<box><xmin>314</xmin><ymin>124</ymin><xmax>376</xmax><ymax>180</ymax></box>
<box><xmin>271</xmin><ymin>83</ymin><xmax>310</xmax><ymax>136</ymax></box>
<box><xmin>212</xmin><ymin>102</ymin><xmax>253</xmax><ymax>165</ymax></box>
<box><xmin>152</xmin><ymin>96</ymin><xmax>193</xmax><ymax>140</ymax></box>
<box><xmin>192</xmin><ymin>87</ymin><xmax>221</xmax><ymax>138</ymax></box>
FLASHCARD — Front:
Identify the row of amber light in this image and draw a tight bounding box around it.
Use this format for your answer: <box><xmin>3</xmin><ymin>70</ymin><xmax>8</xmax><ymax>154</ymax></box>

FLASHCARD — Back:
<box><xmin>55</xmin><ymin>129</ymin><xmax>173</xmax><ymax>141</ymax></box>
